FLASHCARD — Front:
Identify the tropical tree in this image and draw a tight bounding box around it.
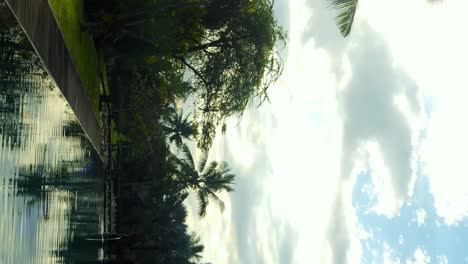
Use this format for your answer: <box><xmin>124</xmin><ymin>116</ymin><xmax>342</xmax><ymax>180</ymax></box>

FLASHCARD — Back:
<box><xmin>179</xmin><ymin>0</ymin><xmax>285</xmax><ymax>150</ymax></box>
<box><xmin>83</xmin><ymin>0</ymin><xmax>206</xmax><ymax>58</ymax></box>
<box><xmin>330</xmin><ymin>0</ymin><xmax>442</xmax><ymax>37</ymax></box>
<box><xmin>173</xmin><ymin>144</ymin><xmax>235</xmax><ymax>217</ymax></box>
<box><xmin>163</xmin><ymin>108</ymin><xmax>198</xmax><ymax>147</ymax></box>
<box><xmin>85</xmin><ymin>0</ymin><xmax>285</xmax><ymax>150</ymax></box>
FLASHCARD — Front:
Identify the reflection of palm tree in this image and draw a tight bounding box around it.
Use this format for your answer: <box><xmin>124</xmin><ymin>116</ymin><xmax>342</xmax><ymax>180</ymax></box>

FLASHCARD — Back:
<box><xmin>330</xmin><ymin>0</ymin><xmax>441</xmax><ymax>37</ymax></box>
<box><xmin>174</xmin><ymin>144</ymin><xmax>235</xmax><ymax>217</ymax></box>
<box><xmin>163</xmin><ymin>108</ymin><xmax>197</xmax><ymax>147</ymax></box>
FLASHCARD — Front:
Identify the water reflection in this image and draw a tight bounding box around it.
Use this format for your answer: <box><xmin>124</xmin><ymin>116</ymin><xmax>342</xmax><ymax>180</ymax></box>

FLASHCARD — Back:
<box><xmin>0</xmin><ymin>4</ymin><xmax>104</xmax><ymax>263</ymax></box>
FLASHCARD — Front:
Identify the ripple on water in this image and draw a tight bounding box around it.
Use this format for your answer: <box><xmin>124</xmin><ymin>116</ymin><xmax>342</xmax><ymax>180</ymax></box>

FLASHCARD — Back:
<box><xmin>0</xmin><ymin>4</ymin><xmax>105</xmax><ymax>263</ymax></box>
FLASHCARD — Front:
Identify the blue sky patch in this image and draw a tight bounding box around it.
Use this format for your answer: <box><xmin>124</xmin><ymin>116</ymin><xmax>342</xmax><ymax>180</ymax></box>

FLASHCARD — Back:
<box><xmin>353</xmin><ymin>171</ymin><xmax>468</xmax><ymax>263</ymax></box>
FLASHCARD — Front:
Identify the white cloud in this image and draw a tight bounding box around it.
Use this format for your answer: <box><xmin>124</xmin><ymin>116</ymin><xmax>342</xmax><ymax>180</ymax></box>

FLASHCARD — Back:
<box><xmin>406</xmin><ymin>248</ymin><xmax>430</xmax><ymax>264</ymax></box>
<box><xmin>436</xmin><ymin>255</ymin><xmax>448</xmax><ymax>264</ymax></box>
<box><xmin>190</xmin><ymin>0</ymin><xmax>468</xmax><ymax>263</ymax></box>
<box><xmin>186</xmin><ymin>105</ymin><xmax>301</xmax><ymax>264</ymax></box>
<box><xmin>420</xmin><ymin>101</ymin><xmax>468</xmax><ymax>224</ymax></box>
<box><xmin>383</xmin><ymin>243</ymin><xmax>401</xmax><ymax>264</ymax></box>
<box><xmin>360</xmin><ymin>0</ymin><xmax>468</xmax><ymax>226</ymax></box>
<box><xmin>266</xmin><ymin>1</ymin><xmax>347</xmax><ymax>263</ymax></box>
<box><xmin>324</xmin><ymin>182</ymin><xmax>362</xmax><ymax>264</ymax></box>
<box><xmin>301</xmin><ymin>1</ymin><xmax>425</xmax><ymax>263</ymax></box>
<box><xmin>187</xmin><ymin>2</ymin><xmax>342</xmax><ymax>262</ymax></box>
<box><xmin>185</xmin><ymin>184</ymin><xmax>239</xmax><ymax>263</ymax></box>
<box><xmin>360</xmin><ymin>0</ymin><xmax>468</xmax><ymax>101</ymax></box>
<box><xmin>416</xmin><ymin>208</ymin><xmax>427</xmax><ymax>227</ymax></box>
<box><xmin>337</xmin><ymin>23</ymin><xmax>424</xmax><ymax>218</ymax></box>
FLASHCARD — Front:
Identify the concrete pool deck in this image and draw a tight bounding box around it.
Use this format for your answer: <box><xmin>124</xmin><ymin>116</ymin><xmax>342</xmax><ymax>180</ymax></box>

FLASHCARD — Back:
<box><xmin>5</xmin><ymin>0</ymin><xmax>103</xmax><ymax>159</ymax></box>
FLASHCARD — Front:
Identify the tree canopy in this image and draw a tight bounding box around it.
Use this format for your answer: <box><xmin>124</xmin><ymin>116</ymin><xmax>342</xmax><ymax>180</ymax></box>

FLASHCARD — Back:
<box><xmin>84</xmin><ymin>0</ymin><xmax>281</xmax><ymax>261</ymax></box>
<box><xmin>87</xmin><ymin>0</ymin><xmax>286</xmax><ymax>150</ymax></box>
<box><xmin>181</xmin><ymin>0</ymin><xmax>285</xmax><ymax>149</ymax></box>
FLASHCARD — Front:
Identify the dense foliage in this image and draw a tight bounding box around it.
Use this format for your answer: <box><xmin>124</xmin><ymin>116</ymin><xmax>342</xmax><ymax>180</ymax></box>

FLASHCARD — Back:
<box><xmin>83</xmin><ymin>0</ymin><xmax>285</xmax><ymax>262</ymax></box>
<box><xmin>87</xmin><ymin>0</ymin><xmax>285</xmax><ymax>149</ymax></box>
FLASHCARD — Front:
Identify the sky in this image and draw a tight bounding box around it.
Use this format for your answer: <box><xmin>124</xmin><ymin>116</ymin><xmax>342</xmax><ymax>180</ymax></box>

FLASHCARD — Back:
<box><xmin>186</xmin><ymin>0</ymin><xmax>468</xmax><ymax>263</ymax></box>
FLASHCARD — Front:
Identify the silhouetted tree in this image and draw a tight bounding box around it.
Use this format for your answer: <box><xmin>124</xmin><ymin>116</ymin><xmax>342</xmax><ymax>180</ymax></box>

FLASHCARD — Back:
<box><xmin>163</xmin><ymin>108</ymin><xmax>198</xmax><ymax>147</ymax></box>
<box><xmin>173</xmin><ymin>144</ymin><xmax>235</xmax><ymax>217</ymax></box>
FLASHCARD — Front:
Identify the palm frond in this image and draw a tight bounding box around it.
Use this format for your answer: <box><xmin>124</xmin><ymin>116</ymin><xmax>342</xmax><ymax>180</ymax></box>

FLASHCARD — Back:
<box><xmin>426</xmin><ymin>0</ymin><xmax>443</xmax><ymax>5</ymax></box>
<box><xmin>329</xmin><ymin>0</ymin><xmax>359</xmax><ymax>37</ymax></box>
<box><xmin>197</xmin><ymin>149</ymin><xmax>209</xmax><ymax>173</ymax></box>
<box><xmin>163</xmin><ymin>107</ymin><xmax>197</xmax><ymax>147</ymax></box>
<box><xmin>171</xmin><ymin>192</ymin><xmax>189</xmax><ymax>210</ymax></box>
<box><xmin>220</xmin><ymin>173</ymin><xmax>236</xmax><ymax>192</ymax></box>
<box><xmin>197</xmin><ymin>190</ymin><xmax>208</xmax><ymax>217</ymax></box>
<box><xmin>218</xmin><ymin>161</ymin><xmax>231</xmax><ymax>174</ymax></box>
<box><xmin>169</xmin><ymin>133</ymin><xmax>183</xmax><ymax>146</ymax></box>
<box><xmin>189</xmin><ymin>233</ymin><xmax>204</xmax><ymax>260</ymax></box>
<box><xmin>167</xmin><ymin>105</ymin><xmax>178</xmax><ymax>117</ymax></box>
<box><xmin>207</xmin><ymin>189</ymin><xmax>225</xmax><ymax>212</ymax></box>
<box><xmin>202</xmin><ymin>161</ymin><xmax>218</xmax><ymax>177</ymax></box>
<box><xmin>181</xmin><ymin>144</ymin><xmax>195</xmax><ymax>170</ymax></box>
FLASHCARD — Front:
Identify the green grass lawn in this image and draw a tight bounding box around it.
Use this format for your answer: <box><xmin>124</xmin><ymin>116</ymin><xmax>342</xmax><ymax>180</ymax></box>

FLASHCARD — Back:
<box><xmin>48</xmin><ymin>0</ymin><xmax>103</xmax><ymax>116</ymax></box>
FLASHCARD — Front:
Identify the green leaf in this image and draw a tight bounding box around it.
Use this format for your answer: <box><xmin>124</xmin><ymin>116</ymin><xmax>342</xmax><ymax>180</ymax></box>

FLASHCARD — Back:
<box><xmin>197</xmin><ymin>150</ymin><xmax>209</xmax><ymax>173</ymax></box>
<box><xmin>181</xmin><ymin>144</ymin><xmax>195</xmax><ymax>170</ymax></box>
<box><xmin>329</xmin><ymin>0</ymin><xmax>359</xmax><ymax>37</ymax></box>
<box><xmin>197</xmin><ymin>191</ymin><xmax>208</xmax><ymax>217</ymax></box>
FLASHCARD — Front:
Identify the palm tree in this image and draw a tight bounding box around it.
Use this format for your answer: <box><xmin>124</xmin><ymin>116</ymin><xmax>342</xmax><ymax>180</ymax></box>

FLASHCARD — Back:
<box><xmin>163</xmin><ymin>108</ymin><xmax>198</xmax><ymax>147</ymax></box>
<box><xmin>174</xmin><ymin>144</ymin><xmax>235</xmax><ymax>217</ymax></box>
<box><xmin>330</xmin><ymin>0</ymin><xmax>442</xmax><ymax>37</ymax></box>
